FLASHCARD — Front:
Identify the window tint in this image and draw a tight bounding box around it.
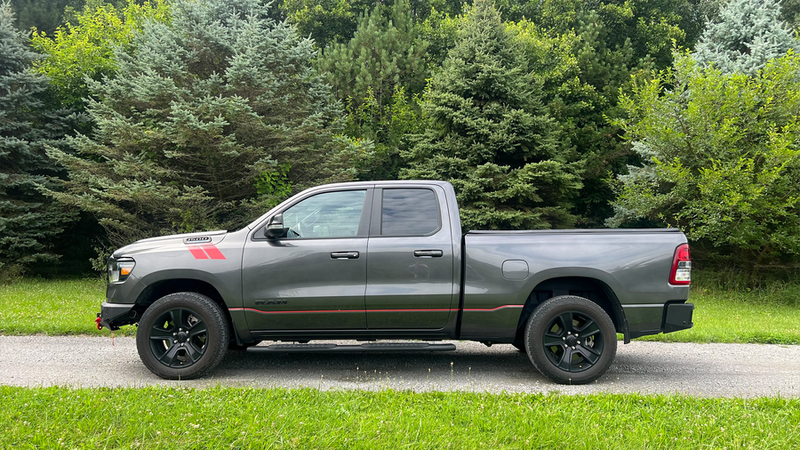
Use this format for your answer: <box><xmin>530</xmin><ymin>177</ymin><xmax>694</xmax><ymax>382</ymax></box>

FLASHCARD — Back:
<box><xmin>381</xmin><ymin>189</ymin><xmax>440</xmax><ymax>236</ymax></box>
<box><xmin>282</xmin><ymin>190</ymin><xmax>366</xmax><ymax>239</ymax></box>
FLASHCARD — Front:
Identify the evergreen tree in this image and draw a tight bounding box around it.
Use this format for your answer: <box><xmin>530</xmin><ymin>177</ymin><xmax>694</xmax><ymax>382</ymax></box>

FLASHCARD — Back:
<box><xmin>0</xmin><ymin>2</ymin><xmax>77</xmax><ymax>278</ymax></box>
<box><xmin>279</xmin><ymin>0</ymin><xmax>462</xmax><ymax>48</ymax></box>
<box><xmin>402</xmin><ymin>0</ymin><xmax>581</xmax><ymax>230</ymax></box>
<box><xmin>9</xmin><ymin>0</ymin><xmax>80</xmax><ymax>35</ymax></box>
<box><xmin>46</xmin><ymin>0</ymin><xmax>360</xmax><ymax>250</ymax></box>
<box><xmin>693</xmin><ymin>0</ymin><xmax>795</xmax><ymax>75</ymax></box>
<box><xmin>317</xmin><ymin>0</ymin><xmax>428</xmax><ymax>180</ymax></box>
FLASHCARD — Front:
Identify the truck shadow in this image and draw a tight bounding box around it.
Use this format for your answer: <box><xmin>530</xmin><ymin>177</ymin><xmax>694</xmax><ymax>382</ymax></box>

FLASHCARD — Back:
<box><xmin>207</xmin><ymin>344</ymin><xmax>549</xmax><ymax>388</ymax></box>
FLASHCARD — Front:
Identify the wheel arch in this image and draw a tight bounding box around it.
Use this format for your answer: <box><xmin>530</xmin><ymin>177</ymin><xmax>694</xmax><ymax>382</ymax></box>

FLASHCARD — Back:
<box><xmin>514</xmin><ymin>276</ymin><xmax>629</xmax><ymax>345</ymax></box>
<box><xmin>134</xmin><ymin>278</ymin><xmax>237</xmax><ymax>341</ymax></box>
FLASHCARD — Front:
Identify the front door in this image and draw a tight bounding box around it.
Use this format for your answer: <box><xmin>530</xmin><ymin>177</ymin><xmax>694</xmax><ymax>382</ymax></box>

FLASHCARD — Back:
<box><xmin>241</xmin><ymin>189</ymin><xmax>371</xmax><ymax>331</ymax></box>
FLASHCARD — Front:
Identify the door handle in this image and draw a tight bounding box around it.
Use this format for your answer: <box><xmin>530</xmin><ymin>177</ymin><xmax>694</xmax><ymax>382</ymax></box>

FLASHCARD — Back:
<box><xmin>330</xmin><ymin>251</ymin><xmax>359</xmax><ymax>259</ymax></box>
<box><xmin>414</xmin><ymin>250</ymin><xmax>443</xmax><ymax>257</ymax></box>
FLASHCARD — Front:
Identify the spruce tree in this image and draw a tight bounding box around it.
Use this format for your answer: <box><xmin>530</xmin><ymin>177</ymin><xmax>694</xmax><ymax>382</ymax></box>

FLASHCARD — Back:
<box><xmin>0</xmin><ymin>2</ymin><xmax>76</xmax><ymax>278</ymax></box>
<box><xmin>46</xmin><ymin>0</ymin><xmax>358</xmax><ymax>249</ymax></box>
<box><xmin>694</xmin><ymin>0</ymin><xmax>795</xmax><ymax>75</ymax></box>
<box><xmin>401</xmin><ymin>0</ymin><xmax>580</xmax><ymax>230</ymax></box>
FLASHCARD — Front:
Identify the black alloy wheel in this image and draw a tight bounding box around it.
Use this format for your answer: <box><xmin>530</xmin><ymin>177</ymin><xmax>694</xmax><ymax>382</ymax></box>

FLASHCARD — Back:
<box><xmin>525</xmin><ymin>295</ymin><xmax>617</xmax><ymax>384</ymax></box>
<box><xmin>148</xmin><ymin>307</ymin><xmax>208</xmax><ymax>367</ymax></box>
<box><xmin>136</xmin><ymin>292</ymin><xmax>229</xmax><ymax>380</ymax></box>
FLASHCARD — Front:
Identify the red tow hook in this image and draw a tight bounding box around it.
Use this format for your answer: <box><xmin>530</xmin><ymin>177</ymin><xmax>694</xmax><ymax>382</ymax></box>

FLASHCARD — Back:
<box><xmin>95</xmin><ymin>317</ymin><xmax>103</xmax><ymax>330</ymax></box>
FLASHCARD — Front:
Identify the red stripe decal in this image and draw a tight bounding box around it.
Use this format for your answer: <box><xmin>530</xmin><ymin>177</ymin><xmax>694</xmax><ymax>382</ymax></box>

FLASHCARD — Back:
<box><xmin>229</xmin><ymin>308</ymin><xmax>457</xmax><ymax>315</ymax></box>
<box><xmin>462</xmin><ymin>305</ymin><xmax>524</xmax><ymax>312</ymax></box>
<box><xmin>201</xmin><ymin>244</ymin><xmax>226</xmax><ymax>260</ymax></box>
<box><xmin>230</xmin><ymin>306</ymin><xmax>523</xmax><ymax>314</ymax></box>
<box><xmin>229</xmin><ymin>308</ymin><xmax>364</xmax><ymax>314</ymax></box>
<box><xmin>368</xmin><ymin>309</ymin><xmax>454</xmax><ymax>313</ymax></box>
<box><xmin>188</xmin><ymin>247</ymin><xmax>209</xmax><ymax>259</ymax></box>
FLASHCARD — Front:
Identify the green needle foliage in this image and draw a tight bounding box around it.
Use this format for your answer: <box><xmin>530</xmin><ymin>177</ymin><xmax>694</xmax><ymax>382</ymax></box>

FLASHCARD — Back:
<box><xmin>45</xmin><ymin>0</ymin><xmax>359</xmax><ymax>252</ymax></box>
<box><xmin>609</xmin><ymin>53</ymin><xmax>800</xmax><ymax>281</ymax></box>
<box><xmin>0</xmin><ymin>2</ymin><xmax>78</xmax><ymax>279</ymax></box>
<box><xmin>317</xmin><ymin>0</ymin><xmax>429</xmax><ymax>180</ymax></box>
<box><xmin>694</xmin><ymin>0</ymin><xmax>796</xmax><ymax>76</ymax></box>
<box><xmin>402</xmin><ymin>0</ymin><xmax>580</xmax><ymax>231</ymax></box>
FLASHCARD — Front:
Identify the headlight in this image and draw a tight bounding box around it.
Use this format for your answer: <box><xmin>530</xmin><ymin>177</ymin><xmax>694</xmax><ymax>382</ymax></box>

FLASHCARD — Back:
<box><xmin>108</xmin><ymin>258</ymin><xmax>136</xmax><ymax>283</ymax></box>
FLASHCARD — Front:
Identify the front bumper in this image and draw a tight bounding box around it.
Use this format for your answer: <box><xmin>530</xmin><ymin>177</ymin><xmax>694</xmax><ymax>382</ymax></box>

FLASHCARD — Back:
<box><xmin>96</xmin><ymin>302</ymin><xmax>138</xmax><ymax>331</ymax></box>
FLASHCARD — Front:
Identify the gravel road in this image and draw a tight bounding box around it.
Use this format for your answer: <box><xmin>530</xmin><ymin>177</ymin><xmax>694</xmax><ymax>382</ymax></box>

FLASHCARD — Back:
<box><xmin>1</xmin><ymin>335</ymin><xmax>798</xmax><ymax>398</ymax></box>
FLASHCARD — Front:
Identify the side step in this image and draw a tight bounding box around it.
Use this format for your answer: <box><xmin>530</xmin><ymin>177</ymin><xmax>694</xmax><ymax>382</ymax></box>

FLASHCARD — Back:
<box><xmin>247</xmin><ymin>342</ymin><xmax>457</xmax><ymax>353</ymax></box>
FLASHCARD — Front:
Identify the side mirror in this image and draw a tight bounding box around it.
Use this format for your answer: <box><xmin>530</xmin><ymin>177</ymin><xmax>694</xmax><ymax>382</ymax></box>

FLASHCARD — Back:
<box><xmin>264</xmin><ymin>214</ymin><xmax>286</xmax><ymax>239</ymax></box>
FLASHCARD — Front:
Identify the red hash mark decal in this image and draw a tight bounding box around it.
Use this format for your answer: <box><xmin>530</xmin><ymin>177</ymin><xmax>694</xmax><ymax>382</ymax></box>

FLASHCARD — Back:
<box><xmin>187</xmin><ymin>244</ymin><xmax>226</xmax><ymax>260</ymax></box>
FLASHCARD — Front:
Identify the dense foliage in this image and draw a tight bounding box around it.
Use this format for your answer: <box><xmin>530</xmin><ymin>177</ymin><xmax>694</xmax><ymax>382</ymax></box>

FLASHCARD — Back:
<box><xmin>45</xmin><ymin>0</ymin><xmax>359</xmax><ymax>251</ymax></box>
<box><xmin>609</xmin><ymin>54</ymin><xmax>800</xmax><ymax>278</ymax></box>
<box><xmin>693</xmin><ymin>0</ymin><xmax>794</xmax><ymax>75</ymax></box>
<box><xmin>0</xmin><ymin>3</ymin><xmax>79</xmax><ymax>279</ymax></box>
<box><xmin>30</xmin><ymin>0</ymin><xmax>170</xmax><ymax>109</ymax></box>
<box><xmin>402</xmin><ymin>0</ymin><xmax>580</xmax><ymax>230</ymax></box>
<box><xmin>2</xmin><ymin>0</ymin><xmax>799</xmax><ymax>279</ymax></box>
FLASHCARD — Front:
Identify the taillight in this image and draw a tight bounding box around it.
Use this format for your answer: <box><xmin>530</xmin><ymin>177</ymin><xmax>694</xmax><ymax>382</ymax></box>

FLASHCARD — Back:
<box><xmin>670</xmin><ymin>244</ymin><xmax>691</xmax><ymax>285</ymax></box>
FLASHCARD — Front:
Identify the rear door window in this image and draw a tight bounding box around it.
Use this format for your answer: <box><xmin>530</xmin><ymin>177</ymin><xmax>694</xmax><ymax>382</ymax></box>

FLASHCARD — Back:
<box><xmin>380</xmin><ymin>188</ymin><xmax>440</xmax><ymax>236</ymax></box>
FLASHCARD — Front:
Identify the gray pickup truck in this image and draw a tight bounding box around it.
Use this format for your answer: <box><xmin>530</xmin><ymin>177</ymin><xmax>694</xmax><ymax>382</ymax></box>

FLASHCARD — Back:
<box><xmin>97</xmin><ymin>180</ymin><xmax>693</xmax><ymax>384</ymax></box>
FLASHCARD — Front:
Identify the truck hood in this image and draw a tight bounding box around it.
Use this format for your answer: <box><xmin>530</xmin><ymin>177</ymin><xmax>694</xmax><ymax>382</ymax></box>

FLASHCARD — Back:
<box><xmin>112</xmin><ymin>230</ymin><xmax>228</xmax><ymax>258</ymax></box>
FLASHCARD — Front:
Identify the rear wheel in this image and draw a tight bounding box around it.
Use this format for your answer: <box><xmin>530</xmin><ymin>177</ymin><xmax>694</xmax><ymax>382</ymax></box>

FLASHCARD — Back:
<box><xmin>524</xmin><ymin>295</ymin><xmax>617</xmax><ymax>384</ymax></box>
<box><xmin>136</xmin><ymin>292</ymin><xmax>229</xmax><ymax>380</ymax></box>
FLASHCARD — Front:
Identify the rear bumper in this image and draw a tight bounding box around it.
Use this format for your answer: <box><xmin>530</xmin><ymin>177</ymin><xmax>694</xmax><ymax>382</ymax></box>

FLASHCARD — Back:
<box><xmin>624</xmin><ymin>301</ymin><xmax>694</xmax><ymax>339</ymax></box>
<box><xmin>96</xmin><ymin>302</ymin><xmax>138</xmax><ymax>331</ymax></box>
<box><xmin>663</xmin><ymin>302</ymin><xmax>694</xmax><ymax>333</ymax></box>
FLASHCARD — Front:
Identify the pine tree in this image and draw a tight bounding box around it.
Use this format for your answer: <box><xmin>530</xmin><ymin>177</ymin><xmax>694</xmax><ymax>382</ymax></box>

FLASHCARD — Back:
<box><xmin>694</xmin><ymin>0</ymin><xmax>795</xmax><ymax>75</ymax></box>
<box><xmin>317</xmin><ymin>0</ymin><xmax>428</xmax><ymax>180</ymax></box>
<box><xmin>401</xmin><ymin>0</ymin><xmax>581</xmax><ymax>230</ymax></box>
<box><xmin>0</xmin><ymin>2</ymin><xmax>77</xmax><ymax>278</ymax></box>
<box><xmin>318</xmin><ymin>0</ymin><xmax>427</xmax><ymax>112</ymax></box>
<box><xmin>46</xmin><ymin>0</ymin><xmax>359</xmax><ymax>249</ymax></box>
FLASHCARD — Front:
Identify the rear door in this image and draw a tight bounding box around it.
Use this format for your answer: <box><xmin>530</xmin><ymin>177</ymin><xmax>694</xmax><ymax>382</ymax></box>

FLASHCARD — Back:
<box><xmin>365</xmin><ymin>185</ymin><xmax>455</xmax><ymax>329</ymax></box>
<box><xmin>241</xmin><ymin>188</ymin><xmax>371</xmax><ymax>331</ymax></box>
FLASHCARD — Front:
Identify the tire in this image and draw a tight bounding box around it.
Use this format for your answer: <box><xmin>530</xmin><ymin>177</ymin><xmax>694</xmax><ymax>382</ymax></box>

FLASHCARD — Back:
<box><xmin>524</xmin><ymin>295</ymin><xmax>617</xmax><ymax>385</ymax></box>
<box><xmin>136</xmin><ymin>292</ymin><xmax>229</xmax><ymax>380</ymax></box>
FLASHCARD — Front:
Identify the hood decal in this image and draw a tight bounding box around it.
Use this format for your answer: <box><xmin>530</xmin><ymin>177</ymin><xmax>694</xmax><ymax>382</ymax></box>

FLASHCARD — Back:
<box><xmin>187</xmin><ymin>243</ymin><xmax>226</xmax><ymax>260</ymax></box>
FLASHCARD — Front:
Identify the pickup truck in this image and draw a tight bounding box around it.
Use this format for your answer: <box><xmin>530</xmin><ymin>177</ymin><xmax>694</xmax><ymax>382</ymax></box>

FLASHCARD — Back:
<box><xmin>97</xmin><ymin>180</ymin><xmax>694</xmax><ymax>384</ymax></box>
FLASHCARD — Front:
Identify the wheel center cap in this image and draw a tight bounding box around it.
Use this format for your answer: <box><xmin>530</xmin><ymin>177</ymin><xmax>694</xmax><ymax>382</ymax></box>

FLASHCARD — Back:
<box><xmin>177</xmin><ymin>331</ymin><xmax>189</xmax><ymax>343</ymax></box>
<box><xmin>566</xmin><ymin>335</ymin><xmax>578</xmax><ymax>346</ymax></box>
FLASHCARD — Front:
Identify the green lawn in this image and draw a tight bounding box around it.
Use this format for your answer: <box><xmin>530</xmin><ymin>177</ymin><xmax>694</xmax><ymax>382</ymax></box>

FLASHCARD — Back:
<box><xmin>640</xmin><ymin>284</ymin><xmax>800</xmax><ymax>344</ymax></box>
<box><xmin>1</xmin><ymin>386</ymin><xmax>798</xmax><ymax>449</ymax></box>
<box><xmin>0</xmin><ymin>278</ymin><xmax>125</xmax><ymax>336</ymax></box>
<box><xmin>1</xmin><ymin>277</ymin><xmax>799</xmax><ymax>344</ymax></box>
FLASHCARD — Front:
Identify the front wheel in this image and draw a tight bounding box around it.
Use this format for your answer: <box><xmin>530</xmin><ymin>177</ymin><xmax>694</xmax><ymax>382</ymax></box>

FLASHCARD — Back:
<box><xmin>524</xmin><ymin>295</ymin><xmax>617</xmax><ymax>384</ymax></box>
<box><xmin>136</xmin><ymin>292</ymin><xmax>229</xmax><ymax>380</ymax></box>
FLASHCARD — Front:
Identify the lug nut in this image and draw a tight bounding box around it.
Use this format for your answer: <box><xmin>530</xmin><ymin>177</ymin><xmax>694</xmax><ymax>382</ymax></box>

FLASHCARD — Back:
<box><xmin>562</xmin><ymin>337</ymin><xmax>566</xmax><ymax>341</ymax></box>
<box><xmin>572</xmin><ymin>346</ymin><xmax>576</xmax><ymax>350</ymax></box>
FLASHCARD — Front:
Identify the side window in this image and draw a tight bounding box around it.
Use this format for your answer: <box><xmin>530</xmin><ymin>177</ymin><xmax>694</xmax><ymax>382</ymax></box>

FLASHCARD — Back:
<box><xmin>381</xmin><ymin>188</ymin><xmax>440</xmax><ymax>236</ymax></box>
<box><xmin>282</xmin><ymin>190</ymin><xmax>366</xmax><ymax>239</ymax></box>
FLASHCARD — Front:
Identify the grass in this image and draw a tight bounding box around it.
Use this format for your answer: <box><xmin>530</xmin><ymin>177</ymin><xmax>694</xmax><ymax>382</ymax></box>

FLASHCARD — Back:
<box><xmin>0</xmin><ymin>277</ymin><xmax>130</xmax><ymax>336</ymax></box>
<box><xmin>1</xmin><ymin>276</ymin><xmax>799</xmax><ymax>343</ymax></box>
<box><xmin>1</xmin><ymin>386</ymin><xmax>798</xmax><ymax>449</ymax></box>
<box><xmin>640</xmin><ymin>283</ymin><xmax>800</xmax><ymax>344</ymax></box>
